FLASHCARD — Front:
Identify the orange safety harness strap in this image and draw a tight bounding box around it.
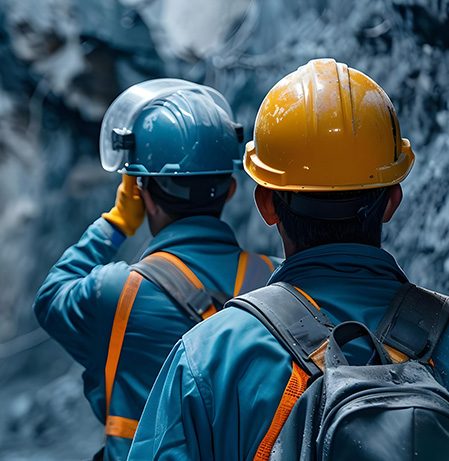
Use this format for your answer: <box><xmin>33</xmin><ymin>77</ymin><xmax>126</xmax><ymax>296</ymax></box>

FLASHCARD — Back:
<box><xmin>104</xmin><ymin>251</ymin><xmax>222</xmax><ymax>439</ymax></box>
<box><xmin>150</xmin><ymin>252</ymin><xmax>206</xmax><ymax>289</ymax></box>
<box><xmin>104</xmin><ymin>251</ymin><xmax>275</xmax><ymax>439</ymax></box>
<box><xmin>234</xmin><ymin>251</ymin><xmax>249</xmax><ymax>296</ymax></box>
<box><xmin>105</xmin><ymin>415</ymin><xmax>139</xmax><ymax>439</ymax></box>
<box><xmin>104</xmin><ymin>270</ymin><xmax>142</xmax><ymax>438</ymax></box>
<box><xmin>254</xmin><ymin>362</ymin><xmax>309</xmax><ymax>461</ymax></box>
<box><xmin>234</xmin><ymin>252</ymin><xmax>276</xmax><ymax>297</ymax></box>
<box><xmin>259</xmin><ymin>254</ymin><xmax>275</xmax><ymax>273</ymax></box>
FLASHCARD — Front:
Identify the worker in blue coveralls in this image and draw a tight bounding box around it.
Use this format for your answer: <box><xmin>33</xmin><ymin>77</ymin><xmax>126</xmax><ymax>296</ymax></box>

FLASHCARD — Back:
<box><xmin>127</xmin><ymin>59</ymin><xmax>449</xmax><ymax>460</ymax></box>
<box><xmin>33</xmin><ymin>79</ymin><xmax>277</xmax><ymax>461</ymax></box>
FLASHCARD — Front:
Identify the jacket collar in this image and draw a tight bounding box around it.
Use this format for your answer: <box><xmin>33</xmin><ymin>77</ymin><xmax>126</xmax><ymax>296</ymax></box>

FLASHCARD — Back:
<box><xmin>141</xmin><ymin>215</ymin><xmax>239</xmax><ymax>258</ymax></box>
<box><xmin>270</xmin><ymin>243</ymin><xmax>408</xmax><ymax>286</ymax></box>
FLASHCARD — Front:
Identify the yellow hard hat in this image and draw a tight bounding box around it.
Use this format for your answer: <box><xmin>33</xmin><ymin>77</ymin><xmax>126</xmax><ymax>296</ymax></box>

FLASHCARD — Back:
<box><xmin>244</xmin><ymin>58</ymin><xmax>415</xmax><ymax>192</ymax></box>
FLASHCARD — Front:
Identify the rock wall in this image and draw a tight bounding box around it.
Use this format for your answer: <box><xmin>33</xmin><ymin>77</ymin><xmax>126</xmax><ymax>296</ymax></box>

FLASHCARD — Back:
<box><xmin>0</xmin><ymin>0</ymin><xmax>448</xmax><ymax>458</ymax></box>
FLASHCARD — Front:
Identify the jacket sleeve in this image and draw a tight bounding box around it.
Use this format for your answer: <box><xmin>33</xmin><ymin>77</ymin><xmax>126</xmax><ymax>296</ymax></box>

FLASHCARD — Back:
<box><xmin>33</xmin><ymin>218</ymin><xmax>127</xmax><ymax>369</ymax></box>
<box><xmin>128</xmin><ymin>340</ymin><xmax>213</xmax><ymax>461</ymax></box>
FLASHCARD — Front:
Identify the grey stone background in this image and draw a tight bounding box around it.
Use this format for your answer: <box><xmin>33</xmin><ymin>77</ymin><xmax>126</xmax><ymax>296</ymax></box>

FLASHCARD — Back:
<box><xmin>0</xmin><ymin>0</ymin><xmax>448</xmax><ymax>459</ymax></box>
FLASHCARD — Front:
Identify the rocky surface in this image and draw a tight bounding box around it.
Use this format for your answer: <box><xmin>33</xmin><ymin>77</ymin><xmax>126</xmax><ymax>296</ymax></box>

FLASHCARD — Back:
<box><xmin>0</xmin><ymin>0</ymin><xmax>448</xmax><ymax>458</ymax></box>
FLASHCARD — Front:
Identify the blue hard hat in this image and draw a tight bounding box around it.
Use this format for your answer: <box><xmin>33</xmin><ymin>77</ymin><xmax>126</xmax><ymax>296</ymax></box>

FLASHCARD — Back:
<box><xmin>100</xmin><ymin>79</ymin><xmax>243</xmax><ymax>176</ymax></box>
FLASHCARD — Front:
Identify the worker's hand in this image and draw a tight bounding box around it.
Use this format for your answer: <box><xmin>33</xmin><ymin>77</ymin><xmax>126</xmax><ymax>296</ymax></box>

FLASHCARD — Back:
<box><xmin>102</xmin><ymin>175</ymin><xmax>145</xmax><ymax>236</ymax></box>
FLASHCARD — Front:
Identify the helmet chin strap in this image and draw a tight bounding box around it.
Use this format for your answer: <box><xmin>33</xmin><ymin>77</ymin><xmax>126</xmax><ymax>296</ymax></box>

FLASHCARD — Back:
<box><xmin>276</xmin><ymin>188</ymin><xmax>389</xmax><ymax>222</ymax></box>
<box><xmin>355</xmin><ymin>189</ymin><xmax>389</xmax><ymax>222</ymax></box>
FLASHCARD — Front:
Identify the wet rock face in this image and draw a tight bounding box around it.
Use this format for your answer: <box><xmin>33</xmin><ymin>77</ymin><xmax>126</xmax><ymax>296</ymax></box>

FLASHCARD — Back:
<box><xmin>6</xmin><ymin>0</ymin><xmax>78</xmax><ymax>61</ymax></box>
<box><xmin>0</xmin><ymin>0</ymin><xmax>448</xmax><ymax>458</ymax></box>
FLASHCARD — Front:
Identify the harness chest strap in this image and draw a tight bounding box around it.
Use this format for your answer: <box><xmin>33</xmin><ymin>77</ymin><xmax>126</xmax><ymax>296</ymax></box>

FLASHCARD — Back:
<box><xmin>104</xmin><ymin>250</ymin><xmax>272</xmax><ymax>439</ymax></box>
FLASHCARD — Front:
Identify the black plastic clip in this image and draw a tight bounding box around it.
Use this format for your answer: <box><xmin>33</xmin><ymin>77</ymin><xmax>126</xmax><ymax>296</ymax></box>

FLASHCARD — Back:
<box><xmin>111</xmin><ymin>128</ymin><xmax>135</xmax><ymax>150</ymax></box>
<box><xmin>234</xmin><ymin>124</ymin><xmax>244</xmax><ymax>143</ymax></box>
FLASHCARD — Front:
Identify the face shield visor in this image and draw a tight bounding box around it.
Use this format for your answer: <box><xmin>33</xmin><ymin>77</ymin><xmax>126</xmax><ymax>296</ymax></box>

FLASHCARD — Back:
<box><xmin>99</xmin><ymin>79</ymin><xmax>238</xmax><ymax>174</ymax></box>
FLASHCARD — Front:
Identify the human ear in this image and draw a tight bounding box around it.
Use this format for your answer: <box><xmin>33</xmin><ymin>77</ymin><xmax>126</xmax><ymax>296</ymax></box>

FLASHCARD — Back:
<box><xmin>140</xmin><ymin>188</ymin><xmax>159</xmax><ymax>218</ymax></box>
<box><xmin>254</xmin><ymin>185</ymin><xmax>280</xmax><ymax>225</ymax></box>
<box><xmin>383</xmin><ymin>184</ymin><xmax>403</xmax><ymax>223</ymax></box>
<box><xmin>225</xmin><ymin>177</ymin><xmax>237</xmax><ymax>202</ymax></box>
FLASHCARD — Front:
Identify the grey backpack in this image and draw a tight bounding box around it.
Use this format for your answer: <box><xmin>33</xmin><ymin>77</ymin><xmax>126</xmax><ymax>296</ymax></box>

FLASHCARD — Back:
<box><xmin>232</xmin><ymin>282</ymin><xmax>449</xmax><ymax>460</ymax></box>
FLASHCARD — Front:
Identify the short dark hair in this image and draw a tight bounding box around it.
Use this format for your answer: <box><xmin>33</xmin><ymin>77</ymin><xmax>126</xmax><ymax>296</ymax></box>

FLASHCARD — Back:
<box><xmin>142</xmin><ymin>175</ymin><xmax>232</xmax><ymax>219</ymax></box>
<box><xmin>272</xmin><ymin>188</ymin><xmax>390</xmax><ymax>252</ymax></box>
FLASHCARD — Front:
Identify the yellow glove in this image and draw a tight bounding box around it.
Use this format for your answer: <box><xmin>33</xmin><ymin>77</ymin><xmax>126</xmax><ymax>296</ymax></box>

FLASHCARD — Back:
<box><xmin>102</xmin><ymin>175</ymin><xmax>145</xmax><ymax>236</ymax></box>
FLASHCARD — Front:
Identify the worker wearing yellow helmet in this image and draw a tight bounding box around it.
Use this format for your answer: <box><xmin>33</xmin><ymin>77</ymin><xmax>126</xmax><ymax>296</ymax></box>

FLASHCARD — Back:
<box><xmin>128</xmin><ymin>59</ymin><xmax>449</xmax><ymax>461</ymax></box>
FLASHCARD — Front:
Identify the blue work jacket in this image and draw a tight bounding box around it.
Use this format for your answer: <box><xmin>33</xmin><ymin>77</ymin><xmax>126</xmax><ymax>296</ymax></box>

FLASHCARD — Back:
<box><xmin>128</xmin><ymin>243</ymin><xmax>449</xmax><ymax>461</ymax></box>
<box><xmin>33</xmin><ymin>216</ymin><xmax>275</xmax><ymax>461</ymax></box>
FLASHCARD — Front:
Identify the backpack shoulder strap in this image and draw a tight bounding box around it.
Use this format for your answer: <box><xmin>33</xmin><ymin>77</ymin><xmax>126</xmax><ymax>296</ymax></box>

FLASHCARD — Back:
<box><xmin>230</xmin><ymin>282</ymin><xmax>334</xmax><ymax>377</ymax></box>
<box><xmin>376</xmin><ymin>282</ymin><xmax>449</xmax><ymax>362</ymax></box>
<box><xmin>132</xmin><ymin>251</ymin><xmax>219</xmax><ymax>322</ymax></box>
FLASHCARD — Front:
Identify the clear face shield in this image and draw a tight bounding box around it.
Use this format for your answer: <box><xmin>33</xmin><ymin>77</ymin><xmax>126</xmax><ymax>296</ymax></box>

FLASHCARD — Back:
<box><xmin>99</xmin><ymin>79</ymin><xmax>236</xmax><ymax>174</ymax></box>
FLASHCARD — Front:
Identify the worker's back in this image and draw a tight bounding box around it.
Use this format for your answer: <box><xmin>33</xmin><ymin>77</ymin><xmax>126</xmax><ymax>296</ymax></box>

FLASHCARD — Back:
<box><xmin>128</xmin><ymin>243</ymin><xmax>449</xmax><ymax>460</ymax></box>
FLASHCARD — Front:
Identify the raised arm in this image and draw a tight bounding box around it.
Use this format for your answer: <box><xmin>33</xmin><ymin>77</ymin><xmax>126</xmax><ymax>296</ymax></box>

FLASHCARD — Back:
<box><xmin>33</xmin><ymin>175</ymin><xmax>144</xmax><ymax>367</ymax></box>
